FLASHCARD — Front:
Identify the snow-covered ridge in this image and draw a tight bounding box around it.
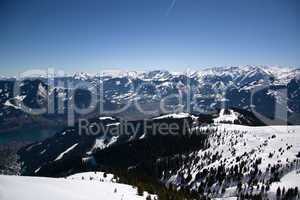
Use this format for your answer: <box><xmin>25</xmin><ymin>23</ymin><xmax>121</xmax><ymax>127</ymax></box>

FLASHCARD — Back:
<box><xmin>54</xmin><ymin>143</ymin><xmax>78</xmax><ymax>161</ymax></box>
<box><xmin>153</xmin><ymin>112</ymin><xmax>192</xmax><ymax>120</ymax></box>
<box><xmin>81</xmin><ymin>65</ymin><xmax>297</xmax><ymax>82</ymax></box>
<box><xmin>0</xmin><ymin>65</ymin><xmax>296</xmax><ymax>80</ymax></box>
<box><xmin>0</xmin><ymin>173</ymin><xmax>157</xmax><ymax>200</ymax></box>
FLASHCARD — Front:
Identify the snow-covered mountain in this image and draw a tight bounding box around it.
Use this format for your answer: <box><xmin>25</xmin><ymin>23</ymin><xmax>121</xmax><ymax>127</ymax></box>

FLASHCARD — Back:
<box><xmin>1</xmin><ymin>66</ymin><xmax>299</xmax><ymax>122</ymax></box>
<box><xmin>0</xmin><ymin>65</ymin><xmax>299</xmax><ymax>144</ymax></box>
<box><xmin>1</xmin><ymin>66</ymin><xmax>299</xmax><ymax>200</ymax></box>
<box><xmin>16</xmin><ymin>108</ymin><xmax>299</xmax><ymax>199</ymax></box>
<box><xmin>164</xmin><ymin>124</ymin><xmax>300</xmax><ymax>199</ymax></box>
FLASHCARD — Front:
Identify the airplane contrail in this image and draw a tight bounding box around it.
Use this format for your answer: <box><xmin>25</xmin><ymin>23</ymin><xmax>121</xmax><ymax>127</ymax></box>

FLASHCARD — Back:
<box><xmin>165</xmin><ymin>0</ymin><xmax>177</xmax><ymax>16</ymax></box>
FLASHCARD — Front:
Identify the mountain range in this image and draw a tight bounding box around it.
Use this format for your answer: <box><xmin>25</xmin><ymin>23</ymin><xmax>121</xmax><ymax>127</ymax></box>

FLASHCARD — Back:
<box><xmin>0</xmin><ymin>65</ymin><xmax>299</xmax><ymax>133</ymax></box>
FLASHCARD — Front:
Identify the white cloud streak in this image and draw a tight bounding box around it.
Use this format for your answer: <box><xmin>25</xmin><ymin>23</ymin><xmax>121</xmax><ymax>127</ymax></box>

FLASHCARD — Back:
<box><xmin>165</xmin><ymin>0</ymin><xmax>177</xmax><ymax>16</ymax></box>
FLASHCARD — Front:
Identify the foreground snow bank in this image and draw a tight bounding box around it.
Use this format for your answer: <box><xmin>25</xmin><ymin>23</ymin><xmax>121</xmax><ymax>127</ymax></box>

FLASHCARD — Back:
<box><xmin>0</xmin><ymin>175</ymin><xmax>155</xmax><ymax>200</ymax></box>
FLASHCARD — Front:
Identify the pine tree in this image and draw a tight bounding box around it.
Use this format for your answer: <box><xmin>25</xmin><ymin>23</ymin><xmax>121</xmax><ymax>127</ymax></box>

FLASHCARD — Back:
<box><xmin>137</xmin><ymin>185</ymin><xmax>144</xmax><ymax>196</ymax></box>
<box><xmin>276</xmin><ymin>187</ymin><xmax>281</xmax><ymax>199</ymax></box>
<box><xmin>282</xmin><ymin>187</ymin><xmax>285</xmax><ymax>196</ymax></box>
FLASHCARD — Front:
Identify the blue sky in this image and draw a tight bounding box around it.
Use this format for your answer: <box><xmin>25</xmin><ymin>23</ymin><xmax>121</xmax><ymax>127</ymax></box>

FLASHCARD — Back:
<box><xmin>0</xmin><ymin>0</ymin><xmax>299</xmax><ymax>75</ymax></box>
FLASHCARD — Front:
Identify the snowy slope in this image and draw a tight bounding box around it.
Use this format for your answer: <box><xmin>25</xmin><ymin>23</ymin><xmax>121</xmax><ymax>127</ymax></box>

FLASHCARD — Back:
<box><xmin>209</xmin><ymin>124</ymin><xmax>300</xmax><ymax>171</ymax></box>
<box><xmin>270</xmin><ymin>170</ymin><xmax>300</xmax><ymax>192</ymax></box>
<box><xmin>0</xmin><ymin>174</ymin><xmax>156</xmax><ymax>200</ymax></box>
<box><xmin>165</xmin><ymin>124</ymin><xmax>300</xmax><ymax>198</ymax></box>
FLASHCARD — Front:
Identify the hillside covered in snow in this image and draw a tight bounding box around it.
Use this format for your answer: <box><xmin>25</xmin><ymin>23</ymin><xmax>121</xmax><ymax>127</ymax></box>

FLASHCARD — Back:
<box><xmin>164</xmin><ymin>124</ymin><xmax>300</xmax><ymax>199</ymax></box>
<box><xmin>0</xmin><ymin>172</ymin><xmax>157</xmax><ymax>200</ymax></box>
<box><xmin>16</xmin><ymin>111</ymin><xmax>300</xmax><ymax>199</ymax></box>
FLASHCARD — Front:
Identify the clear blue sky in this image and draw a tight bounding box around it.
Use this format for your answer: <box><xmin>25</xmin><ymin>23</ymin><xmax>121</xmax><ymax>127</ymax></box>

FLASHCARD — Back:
<box><xmin>0</xmin><ymin>0</ymin><xmax>299</xmax><ymax>75</ymax></box>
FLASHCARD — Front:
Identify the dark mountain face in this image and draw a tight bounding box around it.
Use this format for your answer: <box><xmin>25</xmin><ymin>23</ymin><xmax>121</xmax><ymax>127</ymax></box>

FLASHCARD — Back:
<box><xmin>0</xmin><ymin>80</ymin><xmax>14</xmax><ymax>105</ymax></box>
<box><xmin>18</xmin><ymin>115</ymin><xmax>205</xmax><ymax>176</ymax></box>
<box><xmin>18</xmin><ymin>107</ymin><xmax>266</xmax><ymax>177</ymax></box>
<box><xmin>0</xmin><ymin>78</ymin><xmax>120</xmax><ymax>131</ymax></box>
